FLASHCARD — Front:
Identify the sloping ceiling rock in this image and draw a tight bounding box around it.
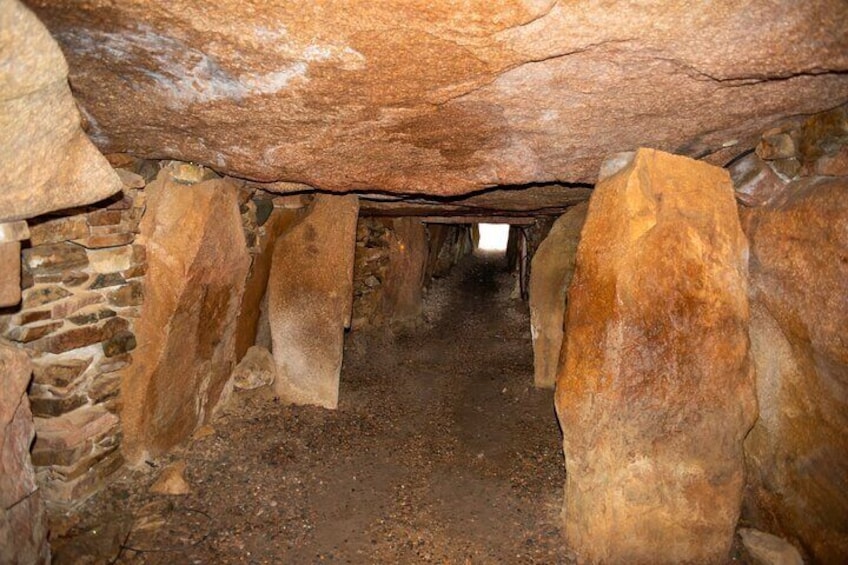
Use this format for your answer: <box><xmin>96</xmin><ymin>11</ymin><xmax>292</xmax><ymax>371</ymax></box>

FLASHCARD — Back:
<box><xmin>26</xmin><ymin>1</ymin><xmax>848</xmax><ymax>196</ymax></box>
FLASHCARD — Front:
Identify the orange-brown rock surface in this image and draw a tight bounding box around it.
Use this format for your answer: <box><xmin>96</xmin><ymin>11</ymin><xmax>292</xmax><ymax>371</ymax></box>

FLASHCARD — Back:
<box><xmin>122</xmin><ymin>173</ymin><xmax>249</xmax><ymax>462</ymax></box>
<box><xmin>529</xmin><ymin>202</ymin><xmax>587</xmax><ymax>388</ymax></box>
<box><xmin>25</xmin><ymin>1</ymin><xmax>848</xmax><ymax>195</ymax></box>
<box><xmin>268</xmin><ymin>194</ymin><xmax>359</xmax><ymax>409</ymax></box>
<box><xmin>0</xmin><ymin>0</ymin><xmax>120</xmax><ymax>223</ymax></box>
<box><xmin>0</xmin><ymin>340</ymin><xmax>49</xmax><ymax>564</ymax></box>
<box><xmin>741</xmin><ymin>175</ymin><xmax>848</xmax><ymax>563</ymax></box>
<box><xmin>381</xmin><ymin>218</ymin><xmax>429</xmax><ymax>327</ymax></box>
<box><xmin>555</xmin><ymin>149</ymin><xmax>756</xmax><ymax>563</ymax></box>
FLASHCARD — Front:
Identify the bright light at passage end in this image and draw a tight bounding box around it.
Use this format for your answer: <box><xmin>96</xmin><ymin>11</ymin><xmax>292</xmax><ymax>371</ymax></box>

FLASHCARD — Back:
<box><xmin>478</xmin><ymin>223</ymin><xmax>509</xmax><ymax>251</ymax></box>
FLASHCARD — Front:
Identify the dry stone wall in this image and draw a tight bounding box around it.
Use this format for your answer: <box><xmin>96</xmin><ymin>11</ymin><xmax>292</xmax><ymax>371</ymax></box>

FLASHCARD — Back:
<box><xmin>0</xmin><ymin>169</ymin><xmax>146</xmax><ymax>506</ymax></box>
<box><xmin>353</xmin><ymin>219</ymin><xmax>473</xmax><ymax>329</ymax></box>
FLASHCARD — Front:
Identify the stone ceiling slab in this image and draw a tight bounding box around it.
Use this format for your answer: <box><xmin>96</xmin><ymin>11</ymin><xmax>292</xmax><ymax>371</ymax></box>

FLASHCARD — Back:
<box><xmin>25</xmin><ymin>0</ymin><xmax>848</xmax><ymax>196</ymax></box>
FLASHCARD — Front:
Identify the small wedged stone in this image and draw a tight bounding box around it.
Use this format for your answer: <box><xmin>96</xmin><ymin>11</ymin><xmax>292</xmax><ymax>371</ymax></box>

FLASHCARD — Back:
<box><xmin>231</xmin><ymin>346</ymin><xmax>276</xmax><ymax>390</ymax></box>
<box><xmin>102</xmin><ymin>330</ymin><xmax>136</xmax><ymax>357</ymax></box>
<box><xmin>739</xmin><ymin>528</ymin><xmax>803</xmax><ymax>565</ymax></box>
<box><xmin>22</xmin><ymin>285</ymin><xmax>72</xmax><ymax>309</ymax></box>
<box><xmin>27</xmin><ymin>216</ymin><xmax>89</xmax><ymax>246</ymax></box>
<box><xmin>89</xmin><ymin>272</ymin><xmax>126</xmax><ymax>289</ymax></box>
<box><xmin>39</xmin><ymin>450</ymin><xmax>124</xmax><ymax>505</ymax></box>
<box><xmin>115</xmin><ymin>168</ymin><xmax>145</xmax><ymax>189</ymax></box>
<box><xmin>88</xmin><ymin>372</ymin><xmax>122</xmax><ymax>405</ymax></box>
<box><xmin>756</xmin><ymin>133</ymin><xmax>796</xmax><ymax>161</ymax></box>
<box><xmin>32</xmin><ymin>405</ymin><xmax>118</xmax><ymax>456</ymax></box>
<box><xmin>32</xmin><ymin>317</ymin><xmax>128</xmax><ymax>354</ymax></box>
<box><xmin>67</xmin><ymin>307</ymin><xmax>117</xmax><ymax>326</ymax></box>
<box><xmin>73</xmin><ymin>233</ymin><xmax>134</xmax><ymax>249</ymax></box>
<box><xmin>87</xmin><ymin>246</ymin><xmax>134</xmax><ymax>273</ymax></box>
<box><xmin>32</xmin><ymin>358</ymin><xmax>92</xmax><ymax>389</ymax></box>
<box><xmin>730</xmin><ymin>152</ymin><xmax>789</xmax><ymax>207</ymax></box>
<box><xmin>86</xmin><ymin>209</ymin><xmax>123</xmax><ymax>227</ymax></box>
<box><xmin>22</xmin><ymin>242</ymin><xmax>88</xmax><ymax>274</ymax></box>
<box><xmin>149</xmin><ymin>460</ymin><xmax>191</xmax><ymax>495</ymax></box>
<box><xmin>6</xmin><ymin>321</ymin><xmax>63</xmax><ymax>343</ymax></box>
<box><xmin>29</xmin><ymin>393</ymin><xmax>88</xmax><ymax>418</ymax></box>
<box><xmin>107</xmin><ymin>281</ymin><xmax>143</xmax><ymax>307</ymax></box>
<box><xmin>14</xmin><ymin>310</ymin><xmax>51</xmax><ymax>325</ymax></box>
<box><xmin>51</xmin><ymin>292</ymin><xmax>104</xmax><ymax>319</ymax></box>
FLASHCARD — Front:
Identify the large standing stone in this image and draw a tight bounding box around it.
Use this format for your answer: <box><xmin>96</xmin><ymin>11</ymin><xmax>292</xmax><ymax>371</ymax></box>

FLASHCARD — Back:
<box><xmin>555</xmin><ymin>149</ymin><xmax>756</xmax><ymax>563</ymax></box>
<box><xmin>268</xmin><ymin>194</ymin><xmax>359</xmax><ymax>409</ymax></box>
<box><xmin>234</xmin><ymin>207</ymin><xmax>307</xmax><ymax>360</ymax></box>
<box><xmin>529</xmin><ymin>202</ymin><xmax>588</xmax><ymax>388</ymax></box>
<box><xmin>381</xmin><ymin>218</ymin><xmax>428</xmax><ymax>326</ymax></box>
<box><xmin>122</xmin><ymin>173</ymin><xmax>250</xmax><ymax>463</ymax></box>
<box><xmin>740</xmin><ymin>176</ymin><xmax>848</xmax><ymax>564</ymax></box>
<box><xmin>0</xmin><ymin>0</ymin><xmax>121</xmax><ymax>223</ymax></box>
<box><xmin>0</xmin><ymin>340</ymin><xmax>50</xmax><ymax>564</ymax></box>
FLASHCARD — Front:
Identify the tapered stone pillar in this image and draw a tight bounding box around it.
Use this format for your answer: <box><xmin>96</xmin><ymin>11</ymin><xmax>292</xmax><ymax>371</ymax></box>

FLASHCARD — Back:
<box><xmin>555</xmin><ymin>148</ymin><xmax>756</xmax><ymax>563</ymax></box>
<box><xmin>268</xmin><ymin>194</ymin><xmax>359</xmax><ymax>409</ymax></box>
<box><xmin>529</xmin><ymin>202</ymin><xmax>587</xmax><ymax>388</ymax></box>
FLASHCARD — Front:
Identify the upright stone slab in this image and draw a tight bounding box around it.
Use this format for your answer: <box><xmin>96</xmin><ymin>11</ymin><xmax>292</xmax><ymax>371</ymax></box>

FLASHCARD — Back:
<box><xmin>122</xmin><ymin>174</ymin><xmax>250</xmax><ymax>462</ymax></box>
<box><xmin>268</xmin><ymin>195</ymin><xmax>359</xmax><ymax>409</ymax></box>
<box><xmin>529</xmin><ymin>202</ymin><xmax>588</xmax><ymax>388</ymax></box>
<box><xmin>0</xmin><ymin>340</ymin><xmax>49</xmax><ymax>564</ymax></box>
<box><xmin>741</xmin><ymin>176</ymin><xmax>848</xmax><ymax>563</ymax></box>
<box><xmin>555</xmin><ymin>149</ymin><xmax>756</xmax><ymax>563</ymax></box>
<box><xmin>382</xmin><ymin>218</ymin><xmax>428</xmax><ymax>326</ymax></box>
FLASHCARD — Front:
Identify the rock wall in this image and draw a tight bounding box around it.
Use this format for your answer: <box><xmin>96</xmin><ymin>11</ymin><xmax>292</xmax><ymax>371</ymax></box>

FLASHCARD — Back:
<box><xmin>0</xmin><ymin>3</ymin><xmax>128</xmax><ymax>554</ymax></box>
<box><xmin>352</xmin><ymin>217</ymin><xmax>429</xmax><ymax>329</ymax></box>
<box><xmin>0</xmin><ymin>170</ymin><xmax>145</xmax><ymax>505</ymax></box>
<box><xmin>269</xmin><ymin>194</ymin><xmax>359</xmax><ymax>409</ymax></box>
<box><xmin>424</xmin><ymin>224</ymin><xmax>474</xmax><ymax>282</ymax></box>
<box><xmin>736</xmin><ymin>107</ymin><xmax>848</xmax><ymax>563</ymax></box>
<box><xmin>0</xmin><ymin>340</ymin><xmax>49</xmax><ymax>564</ymax></box>
<box><xmin>121</xmin><ymin>169</ymin><xmax>250</xmax><ymax>463</ymax></box>
<box><xmin>529</xmin><ymin>202</ymin><xmax>588</xmax><ymax>388</ymax></box>
<box><xmin>556</xmin><ymin>149</ymin><xmax>756</xmax><ymax>563</ymax></box>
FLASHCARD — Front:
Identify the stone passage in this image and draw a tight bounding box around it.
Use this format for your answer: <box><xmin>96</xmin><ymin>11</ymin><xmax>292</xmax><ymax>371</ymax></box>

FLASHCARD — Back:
<box><xmin>269</xmin><ymin>194</ymin><xmax>359</xmax><ymax>409</ymax></box>
<box><xmin>555</xmin><ymin>149</ymin><xmax>757</xmax><ymax>563</ymax></box>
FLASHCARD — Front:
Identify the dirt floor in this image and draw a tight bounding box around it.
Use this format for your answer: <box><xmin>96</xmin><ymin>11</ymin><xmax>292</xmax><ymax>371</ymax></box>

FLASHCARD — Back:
<box><xmin>50</xmin><ymin>251</ymin><xmax>574</xmax><ymax>564</ymax></box>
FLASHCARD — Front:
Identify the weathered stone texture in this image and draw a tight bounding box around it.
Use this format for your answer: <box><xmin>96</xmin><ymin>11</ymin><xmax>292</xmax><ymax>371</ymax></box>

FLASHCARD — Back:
<box><xmin>383</xmin><ymin>218</ymin><xmax>428</xmax><ymax>325</ymax></box>
<box><xmin>231</xmin><ymin>346</ymin><xmax>276</xmax><ymax>391</ymax></box>
<box><xmin>0</xmin><ymin>340</ymin><xmax>50</xmax><ymax>564</ymax></box>
<box><xmin>269</xmin><ymin>194</ymin><xmax>359</xmax><ymax>409</ymax></box>
<box><xmin>122</xmin><ymin>173</ymin><xmax>249</xmax><ymax>462</ymax></box>
<box><xmin>529</xmin><ymin>202</ymin><xmax>587</xmax><ymax>388</ymax></box>
<box><xmin>234</xmin><ymin>205</ymin><xmax>308</xmax><ymax>360</ymax></box>
<box><xmin>352</xmin><ymin>217</ymin><xmax>429</xmax><ymax>329</ymax></box>
<box><xmin>741</xmin><ymin>175</ymin><xmax>848</xmax><ymax>563</ymax></box>
<box><xmin>555</xmin><ymin>149</ymin><xmax>756</xmax><ymax>563</ymax></box>
<box><xmin>0</xmin><ymin>0</ymin><xmax>121</xmax><ymax>223</ymax></box>
<box><xmin>24</xmin><ymin>1</ymin><xmax>848</xmax><ymax>195</ymax></box>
